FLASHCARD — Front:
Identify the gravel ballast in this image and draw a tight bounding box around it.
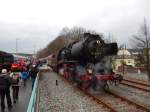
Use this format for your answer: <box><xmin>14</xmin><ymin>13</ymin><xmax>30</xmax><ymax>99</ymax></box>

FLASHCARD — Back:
<box><xmin>38</xmin><ymin>71</ymin><xmax>110</xmax><ymax>112</ymax></box>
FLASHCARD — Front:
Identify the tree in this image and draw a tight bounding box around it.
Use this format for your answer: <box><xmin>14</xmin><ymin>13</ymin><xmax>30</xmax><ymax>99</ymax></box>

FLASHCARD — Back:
<box><xmin>36</xmin><ymin>27</ymin><xmax>87</xmax><ymax>58</ymax></box>
<box><xmin>60</xmin><ymin>27</ymin><xmax>87</xmax><ymax>45</ymax></box>
<box><xmin>105</xmin><ymin>33</ymin><xmax>117</xmax><ymax>43</ymax></box>
<box><xmin>132</xmin><ymin>19</ymin><xmax>150</xmax><ymax>81</ymax></box>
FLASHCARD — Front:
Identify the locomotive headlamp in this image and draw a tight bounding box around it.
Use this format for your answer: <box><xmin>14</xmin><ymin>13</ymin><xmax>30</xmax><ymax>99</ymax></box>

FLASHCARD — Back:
<box><xmin>93</xmin><ymin>40</ymin><xmax>102</xmax><ymax>48</ymax></box>
<box><xmin>88</xmin><ymin>69</ymin><xmax>93</xmax><ymax>74</ymax></box>
<box><xmin>96</xmin><ymin>40</ymin><xmax>101</xmax><ymax>44</ymax></box>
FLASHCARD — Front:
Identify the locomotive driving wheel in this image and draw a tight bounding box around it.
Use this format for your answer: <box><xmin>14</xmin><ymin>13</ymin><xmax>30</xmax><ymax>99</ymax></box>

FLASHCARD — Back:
<box><xmin>102</xmin><ymin>82</ymin><xmax>109</xmax><ymax>92</ymax></box>
<box><xmin>92</xmin><ymin>79</ymin><xmax>110</xmax><ymax>92</ymax></box>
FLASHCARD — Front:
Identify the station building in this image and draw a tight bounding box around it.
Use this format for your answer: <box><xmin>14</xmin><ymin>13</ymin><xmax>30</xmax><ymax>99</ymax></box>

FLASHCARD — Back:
<box><xmin>113</xmin><ymin>49</ymin><xmax>135</xmax><ymax>70</ymax></box>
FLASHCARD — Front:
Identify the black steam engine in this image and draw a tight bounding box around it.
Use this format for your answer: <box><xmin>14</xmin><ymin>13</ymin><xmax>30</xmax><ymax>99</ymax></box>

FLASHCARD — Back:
<box><xmin>56</xmin><ymin>33</ymin><xmax>122</xmax><ymax>91</ymax></box>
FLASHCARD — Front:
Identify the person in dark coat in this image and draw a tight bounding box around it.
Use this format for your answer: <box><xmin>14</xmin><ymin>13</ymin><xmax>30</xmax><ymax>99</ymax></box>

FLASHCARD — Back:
<box><xmin>29</xmin><ymin>65</ymin><xmax>39</xmax><ymax>89</ymax></box>
<box><xmin>0</xmin><ymin>69</ymin><xmax>12</xmax><ymax>111</ymax></box>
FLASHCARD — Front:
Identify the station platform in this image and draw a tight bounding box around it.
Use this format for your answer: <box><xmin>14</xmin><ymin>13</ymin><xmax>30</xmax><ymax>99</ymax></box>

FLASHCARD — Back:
<box><xmin>5</xmin><ymin>79</ymin><xmax>32</xmax><ymax>112</ymax></box>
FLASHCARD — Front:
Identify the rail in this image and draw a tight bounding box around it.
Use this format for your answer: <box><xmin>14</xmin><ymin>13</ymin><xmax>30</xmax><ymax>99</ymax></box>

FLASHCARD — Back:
<box><xmin>121</xmin><ymin>80</ymin><xmax>150</xmax><ymax>92</ymax></box>
<box><xmin>108</xmin><ymin>91</ymin><xmax>150</xmax><ymax>112</ymax></box>
<box><xmin>27</xmin><ymin>73</ymin><xmax>39</xmax><ymax>112</ymax></box>
<box><xmin>123</xmin><ymin>78</ymin><xmax>150</xmax><ymax>87</ymax></box>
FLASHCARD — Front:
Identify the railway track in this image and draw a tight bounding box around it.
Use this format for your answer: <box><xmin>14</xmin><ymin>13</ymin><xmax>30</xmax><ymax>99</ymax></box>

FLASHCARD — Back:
<box><xmin>60</xmin><ymin>75</ymin><xmax>117</xmax><ymax>112</ymax></box>
<box><xmin>121</xmin><ymin>79</ymin><xmax>150</xmax><ymax>92</ymax></box>
<box><xmin>94</xmin><ymin>91</ymin><xmax>150</xmax><ymax>112</ymax></box>
<box><xmin>60</xmin><ymin>75</ymin><xmax>150</xmax><ymax>112</ymax></box>
<box><xmin>39</xmin><ymin>72</ymin><xmax>114</xmax><ymax>112</ymax></box>
<box><xmin>123</xmin><ymin>78</ymin><xmax>150</xmax><ymax>87</ymax></box>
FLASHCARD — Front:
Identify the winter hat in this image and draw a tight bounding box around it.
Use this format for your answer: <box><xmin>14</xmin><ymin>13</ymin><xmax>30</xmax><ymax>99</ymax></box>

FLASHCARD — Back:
<box><xmin>1</xmin><ymin>69</ymin><xmax>7</xmax><ymax>74</ymax></box>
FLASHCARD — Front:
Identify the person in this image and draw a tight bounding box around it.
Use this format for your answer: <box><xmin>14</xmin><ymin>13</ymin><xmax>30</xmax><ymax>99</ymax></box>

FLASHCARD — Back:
<box><xmin>138</xmin><ymin>69</ymin><xmax>141</xmax><ymax>75</ymax></box>
<box><xmin>26</xmin><ymin>60</ymin><xmax>31</xmax><ymax>71</ymax></box>
<box><xmin>29</xmin><ymin>64</ymin><xmax>39</xmax><ymax>89</ymax></box>
<box><xmin>0</xmin><ymin>69</ymin><xmax>12</xmax><ymax>111</ymax></box>
<box><xmin>21</xmin><ymin>68</ymin><xmax>29</xmax><ymax>86</ymax></box>
<box><xmin>10</xmin><ymin>68</ymin><xmax>21</xmax><ymax>103</ymax></box>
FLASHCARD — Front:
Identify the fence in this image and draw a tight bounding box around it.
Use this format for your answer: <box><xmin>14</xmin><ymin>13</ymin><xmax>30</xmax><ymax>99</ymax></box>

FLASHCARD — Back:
<box><xmin>27</xmin><ymin>73</ymin><xmax>39</xmax><ymax>112</ymax></box>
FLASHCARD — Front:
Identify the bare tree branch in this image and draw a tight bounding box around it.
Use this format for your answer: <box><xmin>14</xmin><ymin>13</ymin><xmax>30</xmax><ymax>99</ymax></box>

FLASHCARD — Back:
<box><xmin>133</xmin><ymin>35</ymin><xmax>146</xmax><ymax>45</ymax></box>
<box><xmin>131</xmin><ymin>18</ymin><xmax>150</xmax><ymax>81</ymax></box>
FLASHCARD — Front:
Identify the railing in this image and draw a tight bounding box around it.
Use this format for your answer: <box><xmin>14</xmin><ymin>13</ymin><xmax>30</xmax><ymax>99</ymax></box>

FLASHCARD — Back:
<box><xmin>27</xmin><ymin>73</ymin><xmax>39</xmax><ymax>112</ymax></box>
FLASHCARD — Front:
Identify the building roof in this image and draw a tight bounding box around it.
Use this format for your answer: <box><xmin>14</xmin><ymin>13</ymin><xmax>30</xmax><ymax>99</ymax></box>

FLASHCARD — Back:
<box><xmin>117</xmin><ymin>49</ymin><xmax>131</xmax><ymax>55</ymax></box>
<box><xmin>128</xmin><ymin>49</ymin><xmax>143</xmax><ymax>55</ymax></box>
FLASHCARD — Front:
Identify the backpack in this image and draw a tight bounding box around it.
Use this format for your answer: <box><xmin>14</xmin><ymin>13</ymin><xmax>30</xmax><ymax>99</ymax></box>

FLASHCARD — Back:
<box><xmin>21</xmin><ymin>72</ymin><xmax>28</xmax><ymax>80</ymax></box>
<box><xmin>11</xmin><ymin>73</ymin><xmax>20</xmax><ymax>84</ymax></box>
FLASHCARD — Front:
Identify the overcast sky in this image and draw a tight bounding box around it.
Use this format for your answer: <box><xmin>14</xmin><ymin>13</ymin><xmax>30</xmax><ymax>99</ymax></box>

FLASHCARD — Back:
<box><xmin>0</xmin><ymin>0</ymin><xmax>150</xmax><ymax>53</ymax></box>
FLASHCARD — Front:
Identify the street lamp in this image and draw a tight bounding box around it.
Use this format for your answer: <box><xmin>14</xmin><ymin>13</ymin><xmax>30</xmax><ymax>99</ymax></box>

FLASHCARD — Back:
<box><xmin>16</xmin><ymin>38</ymin><xmax>20</xmax><ymax>54</ymax></box>
<box><xmin>33</xmin><ymin>44</ymin><xmax>36</xmax><ymax>58</ymax></box>
<box><xmin>122</xmin><ymin>44</ymin><xmax>126</xmax><ymax>75</ymax></box>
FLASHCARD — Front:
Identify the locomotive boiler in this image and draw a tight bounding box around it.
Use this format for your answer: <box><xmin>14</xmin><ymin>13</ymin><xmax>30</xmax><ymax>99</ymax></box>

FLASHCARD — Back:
<box><xmin>57</xmin><ymin>33</ymin><xmax>118</xmax><ymax>63</ymax></box>
<box><xmin>56</xmin><ymin>33</ymin><xmax>122</xmax><ymax>91</ymax></box>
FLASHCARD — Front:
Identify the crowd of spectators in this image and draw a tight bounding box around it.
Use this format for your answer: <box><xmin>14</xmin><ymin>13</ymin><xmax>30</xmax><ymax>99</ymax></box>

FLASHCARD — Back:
<box><xmin>0</xmin><ymin>59</ymin><xmax>39</xmax><ymax>112</ymax></box>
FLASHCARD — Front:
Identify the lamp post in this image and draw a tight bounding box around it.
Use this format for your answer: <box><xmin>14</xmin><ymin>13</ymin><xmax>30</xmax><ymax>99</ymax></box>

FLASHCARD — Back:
<box><xmin>16</xmin><ymin>38</ymin><xmax>19</xmax><ymax>54</ymax></box>
<box><xmin>122</xmin><ymin>44</ymin><xmax>126</xmax><ymax>76</ymax></box>
<box><xmin>33</xmin><ymin>44</ymin><xmax>36</xmax><ymax>58</ymax></box>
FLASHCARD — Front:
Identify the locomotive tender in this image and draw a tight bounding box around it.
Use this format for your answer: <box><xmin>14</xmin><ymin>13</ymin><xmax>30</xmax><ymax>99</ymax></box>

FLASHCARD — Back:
<box><xmin>51</xmin><ymin>33</ymin><xmax>122</xmax><ymax>91</ymax></box>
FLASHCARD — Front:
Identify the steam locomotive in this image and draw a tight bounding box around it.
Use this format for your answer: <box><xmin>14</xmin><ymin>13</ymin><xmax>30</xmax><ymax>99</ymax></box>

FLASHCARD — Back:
<box><xmin>49</xmin><ymin>33</ymin><xmax>123</xmax><ymax>91</ymax></box>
